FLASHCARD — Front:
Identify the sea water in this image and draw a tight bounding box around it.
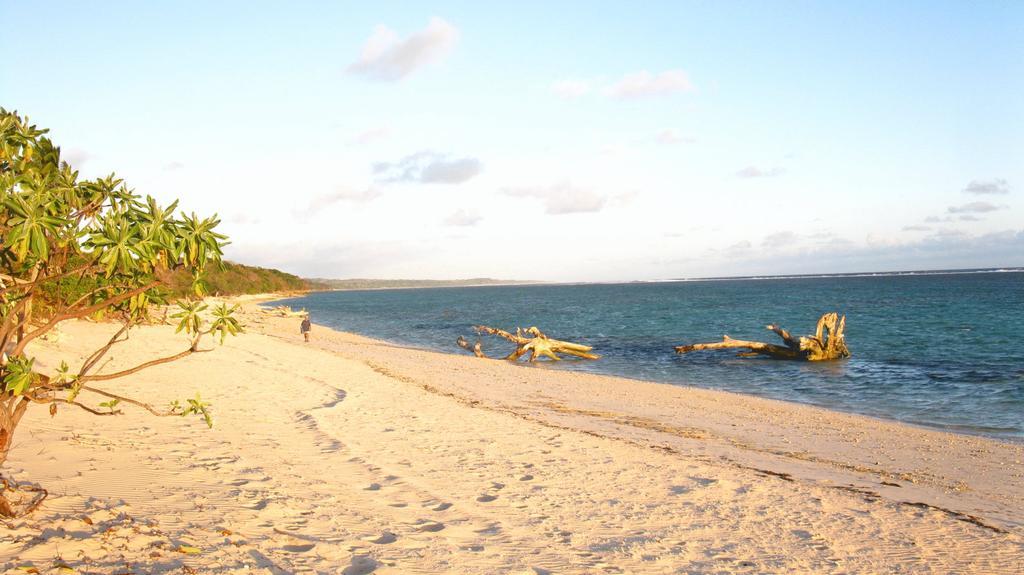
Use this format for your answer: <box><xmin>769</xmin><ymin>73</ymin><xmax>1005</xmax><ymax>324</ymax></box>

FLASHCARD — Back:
<box><xmin>272</xmin><ymin>271</ymin><xmax>1024</xmax><ymax>440</ymax></box>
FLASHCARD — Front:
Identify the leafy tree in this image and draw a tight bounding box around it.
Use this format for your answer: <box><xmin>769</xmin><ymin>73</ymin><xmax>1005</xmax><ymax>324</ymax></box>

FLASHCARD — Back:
<box><xmin>0</xmin><ymin>109</ymin><xmax>240</xmax><ymax>516</ymax></box>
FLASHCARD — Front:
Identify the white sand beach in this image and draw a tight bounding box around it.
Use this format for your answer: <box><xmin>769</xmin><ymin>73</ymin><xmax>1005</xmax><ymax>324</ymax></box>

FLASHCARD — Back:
<box><xmin>1</xmin><ymin>300</ymin><xmax>1021</xmax><ymax>574</ymax></box>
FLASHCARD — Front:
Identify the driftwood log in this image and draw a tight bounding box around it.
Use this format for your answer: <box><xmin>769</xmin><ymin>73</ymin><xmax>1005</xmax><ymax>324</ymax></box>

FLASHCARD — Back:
<box><xmin>458</xmin><ymin>326</ymin><xmax>599</xmax><ymax>362</ymax></box>
<box><xmin>675</xmin><ymin>312</ymin><xmax>850</xmax><ymax>361</ymax></box>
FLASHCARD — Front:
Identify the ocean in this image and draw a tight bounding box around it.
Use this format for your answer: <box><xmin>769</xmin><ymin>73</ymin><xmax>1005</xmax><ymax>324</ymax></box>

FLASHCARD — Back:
<box><xmin>271</xmin><ymin>270</ymin><xmax>1024</xmax><ymax>440</ymax></box>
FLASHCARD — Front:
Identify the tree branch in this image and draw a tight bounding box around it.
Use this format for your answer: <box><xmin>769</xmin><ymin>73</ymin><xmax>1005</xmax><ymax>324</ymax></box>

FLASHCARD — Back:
<box><xmin>77</xmin><ymin>338</ymin><xmax>209</xmax><ymax>384</ymax></box>
<box><xmin>77</xmin><ymin>321</ymin><xmax>133</xmax><ymax>379</ymax></box>
<box><xmin>63</xmin><ymin>283</ymin><xmax>130</xmax><ymax>314</ymax></box>
<box><xmin>24</xmin><ymin>394</ymin><xmax>118</xmax><ymax>417</ymax></box>
<box><xmin>79</xmin><ymin>385</ymin><xmax>177</xmax><ymax>417</ymax></box>
<box><xmin>674</xmin><ymin>335</ymin><xmax>802</xmax><ymax>359</ymax></box>
<box><xmin>765</xmin><ymin>324</ymin><xmax>800</xmax><ymax>349</ymax></box>
<box><xmin>675</xmin><ymin>314</ymin><xmax>850</xmax><ymax>361</ymax></box>
<box><xmin>469</xmin><ymin>325</ymin><xmax>599</xmax><ymax>362</ymax></box>
<box><xmin>13</xmin><ymin>280</ymin><xmax>160</xmax><ymax>356</ymax></box>
<box><xmin>0</xmin><ymin>298</ymin><xmax>31</xmax><ymax>359</ymax></box>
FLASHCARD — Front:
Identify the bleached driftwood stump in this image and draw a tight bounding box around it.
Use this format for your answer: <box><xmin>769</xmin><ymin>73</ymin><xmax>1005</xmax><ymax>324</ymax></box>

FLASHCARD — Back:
<box><xmin>458</xmin><ymin>326</ymin><xmax>599</xmax><ymax>362</ymax></box>
<box><xmin>674</xmin><ymin>312</ymin><xmax>850</xmax><ymax>361</ymax></box>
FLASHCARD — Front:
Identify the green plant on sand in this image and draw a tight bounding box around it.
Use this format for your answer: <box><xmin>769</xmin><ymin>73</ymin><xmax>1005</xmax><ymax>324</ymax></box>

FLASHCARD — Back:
<box><xmin>0</xmin><ymin>109</ymin><xmax>241</xmax><ymax>517</ymax></box>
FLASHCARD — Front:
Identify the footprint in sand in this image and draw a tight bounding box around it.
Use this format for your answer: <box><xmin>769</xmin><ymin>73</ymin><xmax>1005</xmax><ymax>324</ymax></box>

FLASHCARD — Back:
<box><xmin>371</xmin><ymin>531</ymin><xmax>397</xmax><ymax>544</ymax></box>
<box><xmin>245</xmin><ymin>497</ymin><xmax>271</xmax><ymax>510</ymax></box>
<box><xmin>476</xmin><ymin>494</ymin><xmax>498</xmax><ymax>503</ymax></box>
<box><xmin>432</xmin><ymin>502</ymin><xmax>453</xmax><ymax>511</ymax></box>
<box><xmin>365</xmin><ymin>483</ymin><xmax>381</xmax><ymax>491</ymax></box>
<box><xmin>283</xmin><ymin>542</ymin><xmax>316</xmax><ymax>553</ymax></box>
<box><xmin>475</xmin><ymin>523</ymin><xmax>503</xmax><ymax>536</ymax></box>
<box><xmin>519</xmin><ymin>474</ymin><xmax>534</xmax><ymax>481</ymax></box>
<box><xmin>690</xmin><ymin>476</ymin><xmax>718</xmax><ymax>488</ymax></box>
<box><xmin>342</xmin><ymin>556</ymin><xmax>378</xmax><ymax>575</ymax></box>
<box><xmin>418</xmin><ymin>521</ymin><xmax>446</xmax><ymax>532</ymax></box>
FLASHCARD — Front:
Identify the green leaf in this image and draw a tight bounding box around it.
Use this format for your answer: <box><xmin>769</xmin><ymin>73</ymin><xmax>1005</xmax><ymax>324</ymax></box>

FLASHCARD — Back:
<box><xmin>210</xmin><ymin>303</ymin><xmax>243</xmax><ymax>344</ymax></box>
<box><xmin>171</xmin><ymin>300</ymin><xmax>207</xmax><ymax>336</ymax></box>
<box><xmin>3</xmin><ymin>356</ymin><xmax>36</xmax><ymax>396</ymax></box>
<box><xmin>181</xmin><ymin>393</ymin><xmax>213</xmax><ymax>428</ymax></box>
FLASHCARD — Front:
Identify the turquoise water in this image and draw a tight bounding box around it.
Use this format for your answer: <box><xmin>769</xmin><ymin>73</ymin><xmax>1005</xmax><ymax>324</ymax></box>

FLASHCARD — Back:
<box><xmin>272</xmin><ymin>271</ymin><xmax>1024</xmax><ymax>440</ymax></box>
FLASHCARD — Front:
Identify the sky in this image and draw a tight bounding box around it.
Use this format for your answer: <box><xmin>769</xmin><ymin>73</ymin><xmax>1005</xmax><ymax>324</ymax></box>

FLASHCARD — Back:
<box><xmin>2</xmin><ymin>1</ymin><xmax>1022</xmax><ymax>281</ymax></box>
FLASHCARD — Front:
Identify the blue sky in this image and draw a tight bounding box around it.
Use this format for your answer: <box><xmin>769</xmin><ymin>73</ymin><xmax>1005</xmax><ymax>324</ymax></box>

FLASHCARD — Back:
<box><xmin>2</xmin><ymin>1</ymin><xmax>1022</xmax><ymax>280</ymax></box>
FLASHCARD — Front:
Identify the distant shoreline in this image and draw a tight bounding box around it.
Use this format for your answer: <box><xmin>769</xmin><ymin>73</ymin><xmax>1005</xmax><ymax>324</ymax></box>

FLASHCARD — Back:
<box><xmin>667</xmin><ymin>266</ymin><xmax>1024</xmax><ymax>283</ymax></box>
<box><xmin>301</xmin><ymin>267</ymin><xmax>1023</xmax><ymax>291</ymax></box>
<box><xmin>305</xmin><ymin>278</ymin><xmax>541</xmax><ymax>291</ymax></box>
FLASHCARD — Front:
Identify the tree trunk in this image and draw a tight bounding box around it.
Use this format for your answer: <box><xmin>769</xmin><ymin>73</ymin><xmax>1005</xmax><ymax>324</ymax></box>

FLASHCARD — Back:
<box><xmin>459</xmin><ymin>326</ymin><xmax>599</xmax><ymax>362</ymax></box>
<box><xmin>0</xmin><ymin>396</ymin><xmax>44</xmax><ymax>518</ymax></box>
<box><xmin>675</xmin><ymin>312</ymin><xmax>850</xmax><ymax>361</ymax></box>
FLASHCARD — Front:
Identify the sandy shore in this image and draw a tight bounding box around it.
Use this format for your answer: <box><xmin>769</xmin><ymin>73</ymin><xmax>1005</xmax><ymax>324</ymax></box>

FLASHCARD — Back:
<box><xmin>1</xmin><ymin>298</ymin><xmax>1022</xmax><ymax>573</ymax></box>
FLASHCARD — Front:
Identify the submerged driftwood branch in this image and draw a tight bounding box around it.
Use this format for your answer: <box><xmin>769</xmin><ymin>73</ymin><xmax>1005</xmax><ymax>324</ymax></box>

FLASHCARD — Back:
<box><xmin>458</xmin><ymin>326</ymin><xmax>600</xmax><ymax>362</ymax></box>
<box><xmin>675</xmin><ymin>312</ymin><xmax>850</xmax><ymax>361</ymax></box>
<box><xmin>456</xmin><ymin>335</ymin><xmax>485</xmax><ymax>358</ymax></box>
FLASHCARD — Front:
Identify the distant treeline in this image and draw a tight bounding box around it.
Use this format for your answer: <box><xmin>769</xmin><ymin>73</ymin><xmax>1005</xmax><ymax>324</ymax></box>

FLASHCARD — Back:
<box><xmin>184</xmin><ymin>261</ymin><xmax>309</xmax><ymax>296</ymax></box>
<box><xmin>32</xmin><ymin>260</ymin><xmax>307</xmax><ymax>320</ymax></box>
<box><xmin>306</xmin><ymin>278</ymin><xmax>537</xmax><ymax>290</ymax></box>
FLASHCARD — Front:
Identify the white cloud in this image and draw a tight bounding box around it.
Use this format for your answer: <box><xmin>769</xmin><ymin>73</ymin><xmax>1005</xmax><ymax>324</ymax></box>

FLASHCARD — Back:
<box><xmin>947</xmin><ymin>201</ymin><xmax>1003</xmax><ymax>214</ymax></box>
<box><xmin>354</xmin><ymin>127</ymin><xmax>389</xmax><ymax>144</ymax></box>
<box><xmin>931</xmin><ymin>228</ymin><xmax>969</xmax><ymax>240</ymax></box>
<box><xmin>725</xmin><ymin>240</ymin><xmax>753</xmax><ymax>255</ymax></box>
<box><xmin>503</xmin><ymin>182</ymin><xmax>607</xmax><ymax>215</ymax></box>
<box><xmin>228</xmin><ymin>238</ymin><xmax>431</xmax><ymax>279</ymax></box>
<box><xmin>421</xmin><ymin>158</ymin><xmax>482</xmax><ymax>184</ymax></box>
<box><xmin>163</xmin><ymin>161</ymin><xmax>185</xmax><ymax>171</ymax></box>
<box><xmin>551</xmin><ymin>79</ymin><xmax>591</xmax><ymax>99</ymax></box>
<box><xmin>607</xmin><ymin>69</ymin><xmax>693</xmax><ymax>99</ymax></box>
<box><xmin>701</xmin><ymin>229</ymin><xmax>1024</xmax><ymax>278</ymax></box>
<box><xmin>963</xmin><ymin>178</ymin><xmax>1009</xmax><ymax>195</ymax></box>
<box><xmin>373</xmin><ymin>151</ymin><xmax>482</xmax><ymax>184</ymax></box>
<box><xmin>612</xmin><ymin>190</ymin><xmax>641</xmax><ymax>205</ymax></box>
<box><xmin>347</xmin><ymin>17</ymin><xmax>459</xmax><ymax>81</ymax></box>
<box><xmin>229</xmin><ymin>212</ymin><xmax>261</xmax><ymax>225</ymax></box>
<box><xmin>902</xmin><ymin>224</ymin><xmax>932</xmax><ymax>232</ymax></box>
<box><xmin>865</xmin><ymin>233</ymin><xmax>900</xmax><ymax>248</ymax></box>
<box><xmin>443</xmin><ymin>209</ymin><xmax>482</xmax><ymax>227</ymax></box>
<box><xmin>654</xmin><ymin>129</ymin><xmax>694</xmax><ymax>145</ymax></box>
<box><xmin>295</xmin><ymin>186</ymin><xmax>382</xmax><ymax>220</ymax></box>
<box><xmin>762</xmin><ymin>230</ymin><xmax>799</xmax><ymax>248</ymax></box>
<box><xmin>736</xmin><ymin>166</ymin><xmax>785</xmax><ymax>178</ymax></box>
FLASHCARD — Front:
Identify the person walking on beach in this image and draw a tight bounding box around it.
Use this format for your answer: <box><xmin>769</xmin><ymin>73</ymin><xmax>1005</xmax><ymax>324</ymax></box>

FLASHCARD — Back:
<box><xmin>300</xmin><ymin>315</ymin><xmax>311</xmax><ymax>342</ymax></box>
